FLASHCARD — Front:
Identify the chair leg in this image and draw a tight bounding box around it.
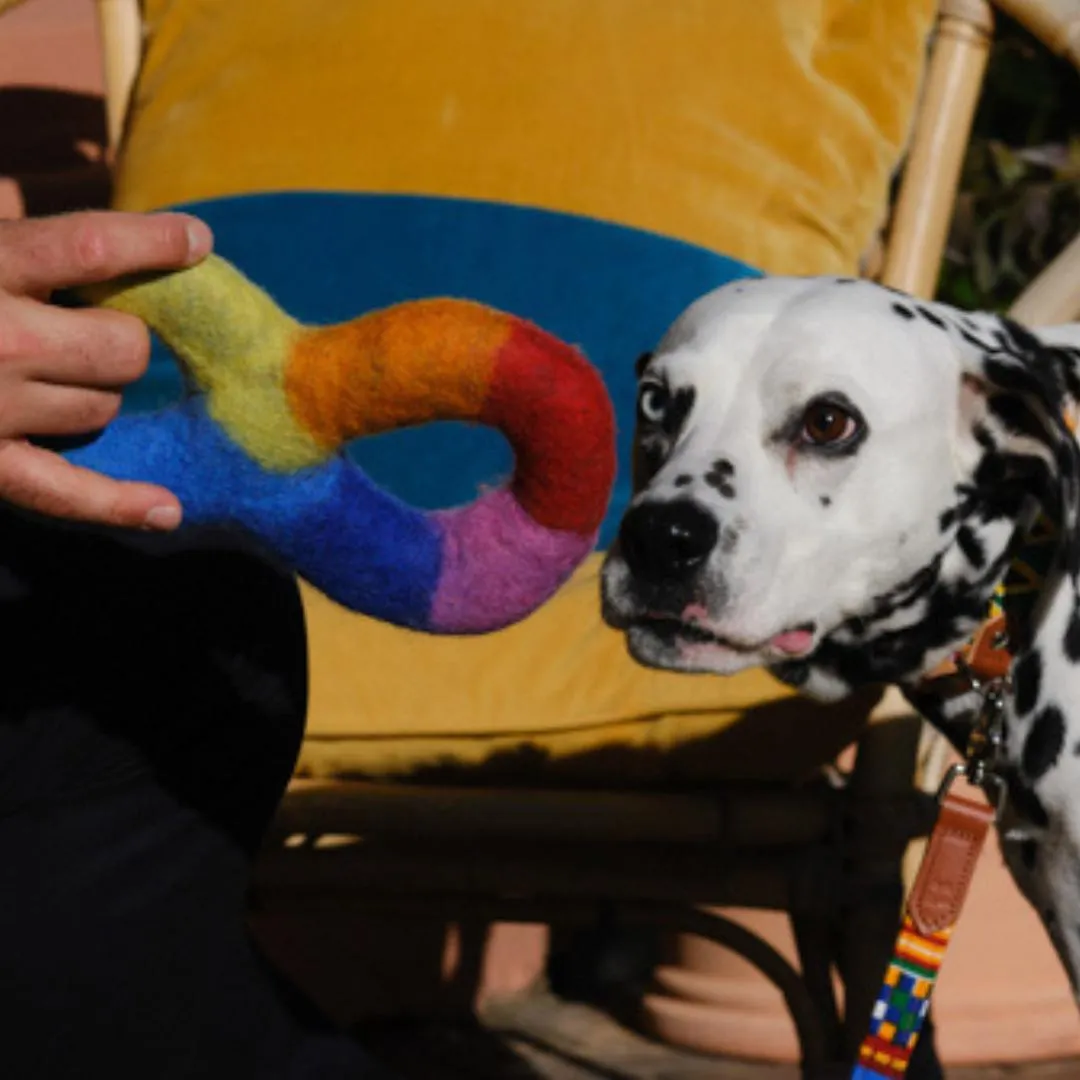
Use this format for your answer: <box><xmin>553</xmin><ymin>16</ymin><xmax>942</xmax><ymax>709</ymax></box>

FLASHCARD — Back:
<box><xmin>627</xmin><ymin>904</ymin><xmax>832</xmax><ymax>1077</ymax></box>
<box><xmin>790</xmin><ymin>907</ymin><xmax>844</xmax><ymax>1065</ymax></box>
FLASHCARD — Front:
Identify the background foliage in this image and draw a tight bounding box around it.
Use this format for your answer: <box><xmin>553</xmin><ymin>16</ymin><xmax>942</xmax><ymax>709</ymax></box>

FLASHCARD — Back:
<box><xmin>936</xmin><ymin>13</ymin><xmax>1080</xmax><ymax>311</ymax></box>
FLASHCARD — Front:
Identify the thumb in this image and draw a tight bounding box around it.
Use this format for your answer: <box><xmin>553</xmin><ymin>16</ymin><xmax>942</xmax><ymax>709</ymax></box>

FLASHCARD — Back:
<box><xmin>0</xmin><ymin>439</ymin><xmax>182</xmax><ymax>530</ymax></box>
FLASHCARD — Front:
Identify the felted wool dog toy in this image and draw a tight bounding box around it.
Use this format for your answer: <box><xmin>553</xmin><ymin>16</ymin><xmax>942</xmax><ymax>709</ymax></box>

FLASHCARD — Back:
<box><xmin>68</xmin><ymin>255</ymin><xmax>616</xmax><ymax>634</ymax></box>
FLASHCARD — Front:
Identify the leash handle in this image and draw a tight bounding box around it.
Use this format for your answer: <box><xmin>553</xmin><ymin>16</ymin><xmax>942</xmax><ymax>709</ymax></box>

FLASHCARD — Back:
<box><xmin>851</xmin><ymin>785</ymin><xmax>995</xmax><ymax>1079</ymax></box>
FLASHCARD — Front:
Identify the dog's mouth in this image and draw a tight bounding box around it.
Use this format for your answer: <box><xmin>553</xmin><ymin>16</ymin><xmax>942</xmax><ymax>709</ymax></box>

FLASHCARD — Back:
<box><xmin>628</xmin><ymin>614</ymin><xmax>817</xmax><ymax>659</ymax></box>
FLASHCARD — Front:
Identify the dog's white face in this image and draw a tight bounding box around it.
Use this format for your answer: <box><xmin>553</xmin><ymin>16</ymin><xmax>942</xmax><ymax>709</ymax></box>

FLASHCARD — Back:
<box><xmin>601</xmin><ymin>276</ymin><xmax>1080</xmax><ymax>700</ymax></box>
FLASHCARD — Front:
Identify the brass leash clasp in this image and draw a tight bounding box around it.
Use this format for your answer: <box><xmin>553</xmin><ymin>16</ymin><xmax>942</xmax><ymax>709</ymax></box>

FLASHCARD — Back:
<box><xmin>936</xmin><ymin>667</ymin><xmax>1009</xmax><ymax>819</ymax></box>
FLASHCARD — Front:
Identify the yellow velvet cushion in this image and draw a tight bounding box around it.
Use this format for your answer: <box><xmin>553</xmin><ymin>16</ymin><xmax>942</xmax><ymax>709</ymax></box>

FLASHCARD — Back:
<box><xmin>299</xmin><ymin>556</ymin><xmax>878</xmax><ymax>784</ymax></box>
<box><xmin>111</xmin><ymin>0</ymin><xmax>933</xmax><ymax>780</ymax></box>
<box><xmin>115</xmin><ymin>0</ymin><xmax>935</xmax><ymax>277</ymax></box>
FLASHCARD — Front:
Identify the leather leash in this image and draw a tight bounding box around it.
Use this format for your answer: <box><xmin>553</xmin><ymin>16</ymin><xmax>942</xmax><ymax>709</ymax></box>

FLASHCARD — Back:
<box><xmin>851</xmin><ymin>581</ymin><xmax>1017</xmax><ymax>1077</ymax></box>
<box><xmin>850</xmin><ymin>687</ymin><xmax>1002</xmax><ymax>1079</ymax></box>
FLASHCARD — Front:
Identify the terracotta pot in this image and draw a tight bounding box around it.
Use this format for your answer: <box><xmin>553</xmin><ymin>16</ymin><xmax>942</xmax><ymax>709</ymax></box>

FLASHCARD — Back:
<box><xmin>641</xmin><ymin>832</ymin><xmax>1080</xmax><ymax>1065</ymax></box>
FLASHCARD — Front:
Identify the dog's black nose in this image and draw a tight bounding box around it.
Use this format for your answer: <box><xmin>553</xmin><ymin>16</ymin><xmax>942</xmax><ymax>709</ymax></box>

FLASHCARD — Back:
<box><xmin>618</xmin><ymin>499</ymin><xmax>719</xmax><ymax>584</ymax></box>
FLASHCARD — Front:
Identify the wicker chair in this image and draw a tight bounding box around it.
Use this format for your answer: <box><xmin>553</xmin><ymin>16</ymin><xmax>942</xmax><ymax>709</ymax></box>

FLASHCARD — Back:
<box><xmin>89</xmin><ymin>2</ymin><xmax>1080</xmax><ymax>1076</ymax></box>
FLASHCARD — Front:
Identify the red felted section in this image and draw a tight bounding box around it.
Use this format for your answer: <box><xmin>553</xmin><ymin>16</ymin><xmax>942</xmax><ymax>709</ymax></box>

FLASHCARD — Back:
<box><xmin>481</xmin><ymin>320</ymin><xmax>615</xmax><ymax>535</ymax></box>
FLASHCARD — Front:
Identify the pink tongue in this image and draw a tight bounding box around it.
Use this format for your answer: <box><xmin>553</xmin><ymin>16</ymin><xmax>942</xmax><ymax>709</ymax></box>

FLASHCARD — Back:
<box><xmin>770</xmin><ymin>628</ymin><xmax>814</xmax><ymax>655</ymax></box>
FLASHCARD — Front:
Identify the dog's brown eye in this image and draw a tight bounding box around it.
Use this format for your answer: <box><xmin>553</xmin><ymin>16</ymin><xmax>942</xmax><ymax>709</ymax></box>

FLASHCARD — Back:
<box><xmin>801</xmin><ymin>401</ymin><xmax>857</xmax><ymax>446</ymax></box>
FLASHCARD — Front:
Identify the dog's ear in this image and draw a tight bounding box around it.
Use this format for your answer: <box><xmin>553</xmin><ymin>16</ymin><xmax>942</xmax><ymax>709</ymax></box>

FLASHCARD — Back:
<box><xmin>954</xmin><ymin>315</ymin><xmax>1080</xmax><ymax>579</ymax></box>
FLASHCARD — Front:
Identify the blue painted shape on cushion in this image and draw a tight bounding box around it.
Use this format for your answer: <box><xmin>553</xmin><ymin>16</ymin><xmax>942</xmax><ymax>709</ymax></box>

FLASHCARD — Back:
<box><xmin>68</xmin><ymin>398</ymin><xmax>443</xmax><ymax>628</ymax></box>
<box><xmin>118</xmin><ymin>193</ymin><xmax>760</xmax><ymax>548</ymax></box>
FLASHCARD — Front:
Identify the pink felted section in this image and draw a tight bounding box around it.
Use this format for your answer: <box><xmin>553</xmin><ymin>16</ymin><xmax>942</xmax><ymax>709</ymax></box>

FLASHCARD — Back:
<box><xmin>429</xmin><ymin>489</ymin><xmax>595</xmax><ymax>634</ymax></box>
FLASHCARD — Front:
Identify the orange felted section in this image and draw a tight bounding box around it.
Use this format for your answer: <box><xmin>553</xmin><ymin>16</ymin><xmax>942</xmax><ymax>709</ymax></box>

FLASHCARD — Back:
<box><xmin>285</xmin><ymin>300</ymin><xmax>509</xmax><ymax>447</ymax></box>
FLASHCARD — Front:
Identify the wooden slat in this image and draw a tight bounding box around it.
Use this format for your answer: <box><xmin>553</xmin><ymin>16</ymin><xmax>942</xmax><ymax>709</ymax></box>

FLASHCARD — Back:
<box><xmin>272</xmin><ymin>779</ymin><xmax>840</xmax><ymax>848</ymax></box>
<box><xmin>881</xmin><ymin>0</ymin><xmax>995</xmax><ymax>298</ymax></box>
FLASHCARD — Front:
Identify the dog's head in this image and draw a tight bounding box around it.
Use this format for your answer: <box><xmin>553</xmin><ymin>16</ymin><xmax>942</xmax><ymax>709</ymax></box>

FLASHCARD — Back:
<box><xmin>601</xmin><ymin>276</ymin><xmax>1080</xmax><ymax>700</ymax></box>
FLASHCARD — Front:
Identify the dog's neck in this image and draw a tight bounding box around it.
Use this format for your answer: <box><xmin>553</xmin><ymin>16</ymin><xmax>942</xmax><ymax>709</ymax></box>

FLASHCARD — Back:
<box><xmin>776</xmin><ymin>432</ymin><xmax>1078</xmax><ymax>750</ymax></box>
<box><xmin>773</xmin><ymin>491</ymin><xmax>1046</xmax><ymax>713</ymax></box>
<box><xmin>905</xmin><ymin>510</ymin><xmax>1067</xmax><ymax>753</ymax></box>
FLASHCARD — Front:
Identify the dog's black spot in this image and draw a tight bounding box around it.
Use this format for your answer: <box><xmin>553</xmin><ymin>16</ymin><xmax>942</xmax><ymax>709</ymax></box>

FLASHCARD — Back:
<box><xmin>984</xmin><ymin>356</ymin><xmax>1064</xmax><ymax>411</ymax></box>
<box><xmin>916</xmin><ymin>305</ymin><xmax>947</xmax><ymax>330</ymax></box>
<box><xmin>1004</xmin><ymin>770</ymin><xmax>1051</xmax><ymax>828</ymax></box>
<box><xmin>705</xmin><ymin>459</ymin><xmax>736</xmax><ymax>498</ymax></box>
<box><xmin>1023</xmin><ymin>704</ymin><xmax>1066</xmax><ymax>781</ymax></box>
<box><xmin>810</xmin><ymin>553</ymin><xmax>986</xmax><ymax>706</ymax></box>
<box><xmin>673</xmin><ymin>474</ymin><xmax>692</xmax><ymax>488</ymax></box>
<box><xmin>1058</xmin><ymin>348</ymin><xmax>1080</xmax><ymax>401</ymax></box>
<box><xmin>1056</xmin><ymin>440</ymin><xmax>1078</xmax><ymax>477</ymax></box>
<box><xmin>988</xmin><ymin>394</ymin><xmax>1047</xmax><ymax>442</ymax></box>
<box><xmin>958</xmin><ymin>445</ymin><xmax>1049</xmax><ymax>526</ymax></box>
<box><xmin>972</xmin><ymin>423</ymin><xmax>996</xmax><ymax>452</ymax></box>
<box><xmin>956</xmin><ymin>525</ymin><xmax>986</xmax><ymax>568</ymax></box>
<box><xmin>634</xmin><ymin>351</ymin><xmax>654</xmax><ymax>378</ymax></box>
<box><xmin>960</xmin><ymin>327</ymin><xmax>995</xmax><ymax>353</ymax></box>
<box><xmin>1064</xmin><ymin>606</ymin><xmax>1080</xmax><ymax>662</ymax></box>
<box><xmin>820</xmin><ymin>495</ymin><xmax>832</xmax><ymax>508</ymax></box>
<box><xmin>661</xmin><ymin>387</ymin><xmax>695</xmax><ymax>439</ymax></box>
<box><xmin>1001</xmin><ymin>317</ymin><xmax>1055</xmax><ymax>362</ymax></box>
<box><xmin>867</xmin><ymin>555</ymin><xmax>944</xmax><ymax>618</ymax></box>
<box><xmin>1013</xmin><ymin>650</ymin><xmax>1042</xmax><ymax>716</ymax></box>
<box><xmin>1019</xmin><ymin>838</ymin><xmax>1040</xmax><ymax>872</ymax></box>
<box><xmin>632</xmin><ymin>438</ymin><xmax>667</xmax><ymax>491</ymax></box>
<box><xmin>772</xmin><ymin>660</ymin><xmax>810</xmax><ymax>687</ymax></box>
<box><xmin>939</xmin><ymin>507</ymin><xmax>957</xmax><ymax>531</ymax></box>
<box><xmin>891</xmin><ymin>303</ymin><xmax>915</xmax><ymax>320</ymax></box>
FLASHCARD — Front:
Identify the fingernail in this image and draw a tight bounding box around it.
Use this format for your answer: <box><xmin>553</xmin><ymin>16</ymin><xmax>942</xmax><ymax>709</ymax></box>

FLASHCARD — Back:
<box><xmin>144</xmin><ymin>505</ymin><xmax>182</xmax><ymax>531</ymax></box>
<box><xmin>184</xmin><ymin>219</ymin><xmax>213</xmax><ymax>262</ymax></box>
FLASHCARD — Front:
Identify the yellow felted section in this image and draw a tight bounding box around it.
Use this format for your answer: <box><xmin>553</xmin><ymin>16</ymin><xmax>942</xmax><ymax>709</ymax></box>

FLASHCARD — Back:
<box><xmin>87</xmin><ymin>255</ymin><xmax>322</xmax><ymax>471</ymax></box>
<box><xmin>298</xmin><ymin>556</ymin><xmax>880</xmax><ymax>784</ymax></box>
<box><xmin>114</xmin><ymin>0</ymin><xmax>936</xmax><ymax>276</ymax></box>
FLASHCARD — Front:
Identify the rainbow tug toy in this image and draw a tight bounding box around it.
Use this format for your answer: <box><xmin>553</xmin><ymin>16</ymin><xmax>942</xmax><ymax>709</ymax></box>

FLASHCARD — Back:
<box><xmin>68</xmin><ymin>255</ymin><xmax>616</xmax><ymax>634</ymax></box>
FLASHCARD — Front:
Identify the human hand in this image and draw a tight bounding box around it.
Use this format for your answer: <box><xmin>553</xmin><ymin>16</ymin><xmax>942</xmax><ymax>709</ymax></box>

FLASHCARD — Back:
<box><xmin>0</xmin><ymin>211</ymin><xmax>213</xmax><ymax>530</ymax></box>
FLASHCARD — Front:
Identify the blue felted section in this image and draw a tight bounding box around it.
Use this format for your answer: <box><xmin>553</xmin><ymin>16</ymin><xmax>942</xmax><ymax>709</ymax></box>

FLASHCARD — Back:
<box><xmin>295</xmin><ymin>461</ymin><xmax>444</xmax><ymax>627</ymax></box>
<box><xmin>68</xmin><ymin>399</ymin><xmax>443</xmax><ymax>628</ymax></box>
<box><xmin>120</xmin><ymin>193</ymin><xmax>759</xmax><ymax>548</ymax></box>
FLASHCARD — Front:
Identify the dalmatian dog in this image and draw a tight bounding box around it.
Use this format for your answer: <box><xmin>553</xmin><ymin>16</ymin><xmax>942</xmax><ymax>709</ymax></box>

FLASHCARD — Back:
<box><xmin>600</xmin><ymin>275</ymin><xmax>1080</xmax><ymax>1000</ymax></box>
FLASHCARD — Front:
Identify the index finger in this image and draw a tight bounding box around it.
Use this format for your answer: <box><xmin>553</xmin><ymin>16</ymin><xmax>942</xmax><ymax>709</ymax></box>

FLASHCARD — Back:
<box><xmin>0</xmin><ymin>211</ymin><xmax>214</xmax><ymax>296</ymax></box>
